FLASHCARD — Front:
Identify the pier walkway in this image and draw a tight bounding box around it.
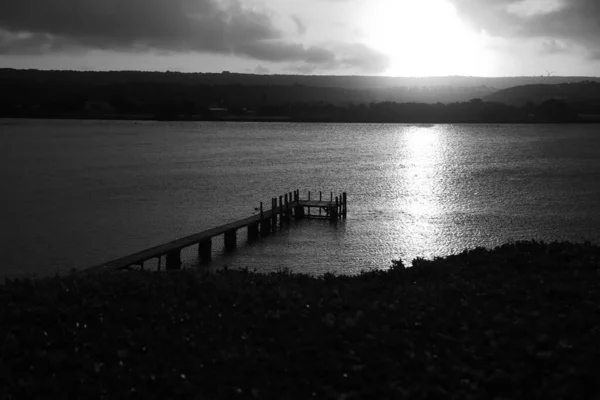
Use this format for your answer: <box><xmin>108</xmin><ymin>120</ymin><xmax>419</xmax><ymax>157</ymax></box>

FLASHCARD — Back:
<box><xmin>86</xmin><ymin>190</ymin><xmax>347</xmax><ymax>273</ymax></box>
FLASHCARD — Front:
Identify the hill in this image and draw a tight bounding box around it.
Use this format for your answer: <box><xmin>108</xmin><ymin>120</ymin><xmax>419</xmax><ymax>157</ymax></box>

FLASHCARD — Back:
<box><xmin>1</xmin><ymin>69</ymin><xmax>599</xmax><ymax>122</ymax></box>
<box><xmin>484</xmin><ymin>81</ymin><xmax>600</xmax><ymax>106</ymax></box>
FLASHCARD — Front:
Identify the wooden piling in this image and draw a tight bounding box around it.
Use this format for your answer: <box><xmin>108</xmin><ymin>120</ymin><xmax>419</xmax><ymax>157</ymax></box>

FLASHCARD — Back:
<box><xmin>328</xmin><ymin>204</ymin><xmax>337</xmax><ymax>221</ymax></box>
<box><xmin>166</xmin><ymin>250</ymin><xmax>181</xmax><ymax>270</ymax></box>
<box><xmin>260</xmin><ymin>217</ymin><xmax>271</xmax><ymax>236</ymax></box>
<box><xmin>343</xmin><ymin>192</ymin><xmax>347</xmax><ymax>217</ymax></box>
<box><xmin>224</xmin><ymin>229</ymin><xmax>237</xmax><ymax>250</ymax></box>
<box><xmin>247</xmin><ymin>223</ymin><xmax>259</xmax><ymax>241</ymax></box>
<box><xmin>198</xmin><ymin>240</ymin><xmax>212</xmax><ymax>264</ymax></box>
<box><xmin>319</xmin><ymin>191</ymin><xmax>322</xmax><ymax>216</ymax></box>
<box><xmin>333</xmin><ymin>196</ymin><xmax>339</xmax><ymax>221</ymax></box>
<box><xmin>279</xmin><ymin>196</ymin><xmax>284</xmax><ymax>227</ymax></box>
<box><xmin>295</xmin><ymin>203</ymin><xmax>305</xmax><ymax>220</ymax></box>
<box><xmin>271</xmin><ymin>198</ymin><xmax>277</xmax><ymax>231</ymax></box>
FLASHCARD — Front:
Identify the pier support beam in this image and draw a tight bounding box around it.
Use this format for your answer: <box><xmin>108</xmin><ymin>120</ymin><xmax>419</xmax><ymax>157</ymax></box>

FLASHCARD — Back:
<box><xmin>166</xmin><ymin>250</ymin><xmax>181</xmax><ymax>270</ymax></box>
<box><xmin>283</xmin><ymin>194</ymin><xmax>290</xmax><ymax>224</ymax></box>
<box><xmin>294</xmin><ymin>205</ymin><xmax>305</xmax><ymax>220</ymax></box>
<box><xmin>260</xmin><ymin>218</ymin><xmax>271</xmax><ymax>236</ymax></box>
<box><xmin>224</xmin><ymin>229</ymin><xmax>237</xmax><ymax>250</ymax></box>
<box><xmin>271</xmin><ymin>198</ymin><xmax>277</xmax><ymax>232</ymax></box>
<box><xmin>279</xmin><ymin>196</ymin><xmax>284</xmax><ymax>227</ymax></box>
<box><xmin>248</xmin><ymin>223</ymin><xmax>259</xmax><ymax>242</ymax></box>
<box><xmin>343</xmin><ymin>192</ymin><xmax>347</xmax><ymax>218</ymax></box>
<box><xmin>329</xmin><ymin>203</ymin><xmax>338</xmax><ymax>221</ymax></box>
<box><xmin>198</xmin><ymin>240</ymin><xmax>212</xmax><ymax>264</ymax></box>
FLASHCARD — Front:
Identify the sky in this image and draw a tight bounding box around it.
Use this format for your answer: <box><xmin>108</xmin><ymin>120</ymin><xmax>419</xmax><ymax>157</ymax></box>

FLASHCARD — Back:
<box><xmin>0</xmin><ymin>0</ymin><xmax>599</xmax><ymax>77</ymax></box>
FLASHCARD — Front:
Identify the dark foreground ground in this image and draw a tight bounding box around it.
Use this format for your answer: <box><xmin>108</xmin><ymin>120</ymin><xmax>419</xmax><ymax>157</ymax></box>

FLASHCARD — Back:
<box><xmin>2</xmin><ymin>241</ymin><xmax>600</xmax><ymax>399</ymax></box>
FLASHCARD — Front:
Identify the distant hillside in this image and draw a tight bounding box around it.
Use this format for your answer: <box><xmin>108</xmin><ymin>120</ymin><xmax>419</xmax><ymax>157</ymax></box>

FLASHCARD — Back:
<box><xmin>1</xmin><ymin>69</ymin><xmax>599</xmax><ymax>122</ymax></box>
<box><xmin>484</xmin><ymin>82</ymin><xmax>600</xmax><ymax>106</ymax></box>
<box><xmin>0</xmin><ymin>68</ymin><xmax>499</xmax><ymax>106</ymax></box>
<box><xmin>1</xmin><ymin>68</ymin><xmax>598</xmax><ymax>90</ymax></box>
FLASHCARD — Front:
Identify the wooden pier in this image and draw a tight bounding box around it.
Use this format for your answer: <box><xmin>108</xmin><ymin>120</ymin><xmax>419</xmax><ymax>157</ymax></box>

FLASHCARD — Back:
<box><xmin>86</xmin><ymin>190</ymin><xmax>347</xmax><ymax>273</ymax></box>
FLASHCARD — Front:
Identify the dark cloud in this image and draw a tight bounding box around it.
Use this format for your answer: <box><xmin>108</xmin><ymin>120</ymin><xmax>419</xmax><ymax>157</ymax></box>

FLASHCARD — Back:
<box><xmin>0</xmin><ymin>0</ymin><xmax>278</xmax><ymax>53</ymax></box>
<box><xmin>449</xmin><ymin>0</ymin><xmax>600</xmax><ymax>58</ymax></box>
<box><xmin>0</xmin><ymin>0</ymin><xmax>390</xmax><ymax>73</ymax></box>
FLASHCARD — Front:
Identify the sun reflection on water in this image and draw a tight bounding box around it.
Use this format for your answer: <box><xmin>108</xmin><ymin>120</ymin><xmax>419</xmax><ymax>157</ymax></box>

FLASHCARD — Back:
<box><xmin>396</xmin><ymin>125</ymin><xmax>447</xmax><ymax>260</ymax></box>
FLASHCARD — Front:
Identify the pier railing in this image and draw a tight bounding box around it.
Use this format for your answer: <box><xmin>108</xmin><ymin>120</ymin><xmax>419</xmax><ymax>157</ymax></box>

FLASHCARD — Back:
<box><xmin>85</xmin><ymin>190</ymin><xmax>347</xmax><ymax>273</ymax></box>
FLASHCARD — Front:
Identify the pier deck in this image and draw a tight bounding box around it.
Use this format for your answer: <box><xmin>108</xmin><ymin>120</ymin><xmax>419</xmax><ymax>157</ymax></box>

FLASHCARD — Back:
<box><xmin>85</xmin><ymin>190</ymin><xmax>346</xmax><ymax>273</ymax></box>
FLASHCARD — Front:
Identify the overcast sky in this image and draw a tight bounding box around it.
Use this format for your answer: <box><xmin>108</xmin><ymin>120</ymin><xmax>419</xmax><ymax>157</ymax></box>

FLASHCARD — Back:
<box><xmin>1</xmin><ymin>0</ymin><xmax>599</xmax><ymax>77</ymax></box>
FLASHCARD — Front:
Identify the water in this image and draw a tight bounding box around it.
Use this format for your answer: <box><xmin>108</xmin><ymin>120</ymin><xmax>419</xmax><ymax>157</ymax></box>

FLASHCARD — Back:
<box><xmin>2</xmin><ymin>119</ymin><xmax>600</xmax><ymax>278</ymax></box>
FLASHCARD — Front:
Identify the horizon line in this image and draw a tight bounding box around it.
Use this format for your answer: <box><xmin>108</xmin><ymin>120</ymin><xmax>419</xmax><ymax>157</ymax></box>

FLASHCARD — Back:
<box><xmin>1</xmin><ymin>67</ymin><xmax>599</xmax><ymax>79</ymax></box>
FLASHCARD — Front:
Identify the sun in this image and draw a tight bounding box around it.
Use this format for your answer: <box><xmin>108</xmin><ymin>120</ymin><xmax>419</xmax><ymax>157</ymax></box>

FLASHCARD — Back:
<box><xmin>362</xmin><ymin>0</ymin><xmax>490</xmax><ymax>76</ymax></box>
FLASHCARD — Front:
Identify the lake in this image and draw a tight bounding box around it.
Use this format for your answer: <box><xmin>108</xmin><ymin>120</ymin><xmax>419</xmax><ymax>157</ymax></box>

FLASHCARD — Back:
<box><xmin>1</xmin><ymin>119</ymin><xmax>600</xmax><ymax>279</ymax></box>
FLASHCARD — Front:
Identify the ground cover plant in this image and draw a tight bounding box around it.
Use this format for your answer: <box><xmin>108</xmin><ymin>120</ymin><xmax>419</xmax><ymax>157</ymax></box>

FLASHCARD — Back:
<box><xmin>1</xmin><ymin>240</ymin><xmax>599</xmax><ymax>399</ymax></box>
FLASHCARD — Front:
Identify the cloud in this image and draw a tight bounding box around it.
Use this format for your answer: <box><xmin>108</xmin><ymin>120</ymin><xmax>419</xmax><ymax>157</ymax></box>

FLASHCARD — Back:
<box><xmin>0</xmin><ymin>0</ymin><xmax>279</xmax><ymax>53</ymax></box>
<box><xmin>291</xmin><ymin>15</ymin><xmax>307</xmax><ymax>35</ymax></box>
<box><xmin>285</xmin><ymin>42</ymin><xmax>390</xmax><ymax>74</ymax></box>
<box><xmin>0</xmin><ymin>0</ymin><xmax>389</xmax><ymax>73</ymax></box>
<box><xmin>449</xmin><ymin>0</ymin><xmax>600</xmax><ymax>58</ymax></box>
<box><xmin>253</xmin><ymin>65</ymin><xmax>271</xmax><ymax>74</ymax></box>
<box><xmin>540</xmin><ymin>39</ymin><xmax>568</xmax><ymax>55</ymax></box>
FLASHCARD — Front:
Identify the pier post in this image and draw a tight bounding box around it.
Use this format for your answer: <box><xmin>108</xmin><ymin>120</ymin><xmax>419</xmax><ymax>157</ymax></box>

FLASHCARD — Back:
<box><xmin>271</xmin><ymin>198</ymin><xmax>277</xmax><ymax>231</ymax></box>
<box><xmin>343</xmin><ymin>192</ymin><xmax>347</xmax><ymax>218</ymax></box>
<box><xmin>224</xmin><ymin>229</ymin><xmax>237</xmax><ymax>250</ymax></box>
<box><xmin>166</xmin><ymin>250</ymin><xmax>181</xmax><ymax>270</ymax></box>
<box><xmin>320</xmin><ymin>191</ymin><xmax>322</xmax><ymax>216</ymax></box>
<box><xmin>308</xmin><ymin>191</ymin><xmax>311</xmax><ymax>217</ymax></box>
<box><xmin>260</xmin><ymin>202</ymin><xmax>263</xmax><ymax>219</ymax></box>
<box><xmin>295</xmin><ymin>204</ymin><xmax>305</xmax><ymax>220</ymax></box>
<box><xmin>330</xmin><ymin>197</ymin><xmax>339</xmax><ymax>221</ymax></box>
<box><xmin>248</xmin><ymin>223</ymin><xmax>259</xmax><ymax>242</ymax></box>
<box><xmin>279</xmin><ymin>196</ymin><xmax>284</xmax><ymax>227</ymax></box>
<box><xmin>260</xmin><ymin>217</ymin><xmax>271</xmax><ymax>236</ymax></box>
<box><xmin>198</xmin><ymin>240</ymin><xmax>212</xmax><ymax>264</ymax></box>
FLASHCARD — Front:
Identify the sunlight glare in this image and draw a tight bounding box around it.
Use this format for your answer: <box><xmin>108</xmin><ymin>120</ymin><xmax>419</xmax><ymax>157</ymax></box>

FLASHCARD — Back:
<box><xmin>363</xmin><ymin>0</ymin><xmax>489</xmax><ymax>76</ymax></box>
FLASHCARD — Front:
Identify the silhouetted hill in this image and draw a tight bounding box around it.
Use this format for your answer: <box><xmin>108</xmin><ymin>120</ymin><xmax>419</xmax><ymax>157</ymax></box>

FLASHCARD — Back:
<box><xmin>1</xmin><ymin>69</ymin><xmax>599</xmax><ymax>122</ymax></box>
<box><xmin>1</xmin><ymin>68</ymin><xmax>598</xmax><ymax>89</ymax></box>
<box><xmin>484</xmin><ymin>81</ymin><xmax>600</xmax><ymax>106</ymax></box>
<box><xmin>0</xmin><ymin>68</ymin><xmax>499</xmax><ymax>106</ymax></box>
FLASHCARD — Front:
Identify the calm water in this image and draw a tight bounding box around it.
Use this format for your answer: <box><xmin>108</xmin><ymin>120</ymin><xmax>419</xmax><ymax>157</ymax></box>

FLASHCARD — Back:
<box><xmin>2</xmin><ymin>119</ymin><xmax>600</xmax><ymax>278</ymax></box>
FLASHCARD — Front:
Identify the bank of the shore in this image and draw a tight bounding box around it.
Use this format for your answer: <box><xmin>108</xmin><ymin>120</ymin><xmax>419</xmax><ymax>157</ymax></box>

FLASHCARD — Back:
<box><xmin>1</xmin><ymin>240</ymin><xmax>599</xmax><ymax>399</ymax></box>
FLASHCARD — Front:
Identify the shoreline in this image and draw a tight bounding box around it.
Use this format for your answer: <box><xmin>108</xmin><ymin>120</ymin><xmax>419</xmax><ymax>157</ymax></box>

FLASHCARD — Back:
<box><xmin>2</xmin><ymin>115</ymin><xmax>600</xmax><ymax>124</ymax></box>
<box><xmin>2</xmin><ymin>240</ymin><xmax>599</xmax><ymax>398</ymax></box>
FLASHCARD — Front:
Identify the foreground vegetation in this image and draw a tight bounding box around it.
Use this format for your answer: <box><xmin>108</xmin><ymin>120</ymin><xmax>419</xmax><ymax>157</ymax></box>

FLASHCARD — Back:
<box><xmin>2</xmin><ymin>241</ymin><xmax>600</xmax><ymax>399</ymax></box>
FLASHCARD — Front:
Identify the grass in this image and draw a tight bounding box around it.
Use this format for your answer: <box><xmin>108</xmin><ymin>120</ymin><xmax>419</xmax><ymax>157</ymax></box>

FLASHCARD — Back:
<box><xmin>1</xmin><ymin>240</ymin><xmax>600</xmax><ymax>399</ymax></box>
